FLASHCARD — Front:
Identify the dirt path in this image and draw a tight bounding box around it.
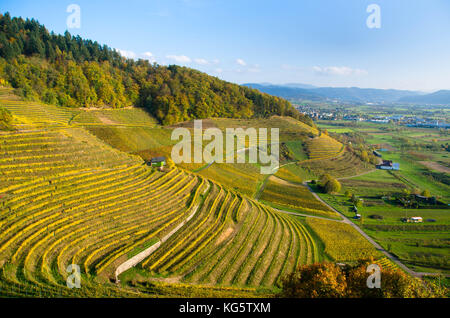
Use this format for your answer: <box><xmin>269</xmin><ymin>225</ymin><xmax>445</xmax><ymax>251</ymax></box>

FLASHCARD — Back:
<box><xmin>419</xmin><ymin>161</ymin><xmax>450</xmax><ymax>174</ymax></box>
<box><xmin>96</xmin><ymin>114</ymin><xmax>119</xmax><ymax>125</ymax></box>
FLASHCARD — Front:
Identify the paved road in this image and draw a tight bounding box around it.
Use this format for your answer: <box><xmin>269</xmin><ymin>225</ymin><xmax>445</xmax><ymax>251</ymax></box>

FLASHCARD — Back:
<box><xmin>274</xmin><ymin>208</ymin><xmax>344</xmax><ymax>223</ymax></box>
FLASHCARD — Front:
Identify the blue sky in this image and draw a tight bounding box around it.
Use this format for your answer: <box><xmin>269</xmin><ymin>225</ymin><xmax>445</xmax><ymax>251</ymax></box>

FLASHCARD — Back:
<box><xmin>2</xmin><ymin>0</ymin><xmax>450</xmax><ymax>91</ymax></box>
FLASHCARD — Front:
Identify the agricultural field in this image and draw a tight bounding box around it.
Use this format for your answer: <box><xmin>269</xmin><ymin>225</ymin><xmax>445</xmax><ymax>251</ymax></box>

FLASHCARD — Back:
<box><xmin>305</xmin><ymin>217</ymin><xmax>379</xmax><ymax>262</ymax></box>
<box><xmin>313</xmin><ymin>120</ymin><xmax>450</xmax><ymax>275</ymax></box>
<box><xmin>197</xmin><ymin>162</ymin><xmax>264</xmax><ymax>197</ymax></box>
<box><xmin>0</xmin><ymin>88</ymin><xmax>74</xmax><ymax>128</ymax></box>
<box><xmin>298</xmin><ymin>150</ymin><xmax>373</xmax><ymax>179</ymax></box>
<box><xmin>141</xmin><ymin>190</ymin><xmax>324</xmax><ymax>288</ymax></box>
<box><xmin>305</xmin><ymin>134</ymin><xmax>343</xmax><ymax>160</ymax></box>
<box><xmin>259</xmin><ymin>176</ymin><xmax>340</xmax><ymax>219</ymax></box>
<box><xmin>72</xmin><ymin>108</ymin><xmax>158</xmax><ymax>127</ymax></box>
<box><xmin>274</xmin><ymin>164</ymin><xmax>304</xmax><ymax>183</ymax></box>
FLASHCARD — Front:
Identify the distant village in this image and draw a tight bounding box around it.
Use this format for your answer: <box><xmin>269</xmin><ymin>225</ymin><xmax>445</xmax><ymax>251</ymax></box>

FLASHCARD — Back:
<box><xmin>296</xmin><ymin>105</ymin><xmax>450</xmax><ymax>129</ymax></box>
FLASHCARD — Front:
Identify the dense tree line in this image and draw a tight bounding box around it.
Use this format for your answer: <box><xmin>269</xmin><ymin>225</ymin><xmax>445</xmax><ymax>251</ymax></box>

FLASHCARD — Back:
<box><xmin>0</xmin><ymin>106</ymin><xmax>12</xmax><ymax>130</ymax></box>
<box><xmin>0</xmin><ymin>13</ymin><xmax>313</xmax><ymax>126</ymax></box>
<box><xmin>281</xmin><ymin>259</ymin><xmax>447</xmax><ymax>298</ymax></box>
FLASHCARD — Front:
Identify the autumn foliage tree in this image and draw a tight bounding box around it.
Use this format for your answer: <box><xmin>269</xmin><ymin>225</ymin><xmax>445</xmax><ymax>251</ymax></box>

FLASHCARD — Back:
<box><xmin>0</xmin><ymin>106</ymin><xmax>12</xmax><ymax>130</ymax></box>
<box><xmin>0</xmin><ymin>13</ymin><xmax>314</xmax><ymax>126</ymax></box>
<box><xmin>281</xmin><ymin>263</ymin><xmax>347</xmax><ymax>298</ymax></box>
<box><xmin>320</xmin><ymin>174</ymin><xmax>341</xmax><ymax>194</ymax></box>
<box><xmin>281</xmin><ymin>259</ymin><xmax>448</xmax><ymax>298</ymax></box>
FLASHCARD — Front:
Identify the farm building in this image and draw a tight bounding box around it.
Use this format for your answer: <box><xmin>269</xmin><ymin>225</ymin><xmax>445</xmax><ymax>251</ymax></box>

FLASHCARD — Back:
<box><xmin>376</xmin><ymin>160</ymin><xmax>399</xmax><ymax>170</ymax></box>
<box><xmin>410</xmin><ymin>217</ymin><xmax>423</xmax><ymax>223</ymax></box>
<box><xmin>402</xmin><ymin>217</ymin><xmax>423</xmax><ymax>223</ymax></box>
<box><xmin>150</xmin><ymin>157</ymin><xmax>166</xmax><ymax>168</ymax></box>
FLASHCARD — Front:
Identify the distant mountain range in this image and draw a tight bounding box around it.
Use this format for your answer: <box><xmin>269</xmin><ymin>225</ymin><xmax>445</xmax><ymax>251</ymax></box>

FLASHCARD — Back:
<box><xmin>398</xmin><ymin>90</ymin><xmax>450</xmax><ymax>104</ymax></box>
<box><xmin>243</xmin><ymin>83</ymin><xmax>450</xmax><ymax>105</ymax></box>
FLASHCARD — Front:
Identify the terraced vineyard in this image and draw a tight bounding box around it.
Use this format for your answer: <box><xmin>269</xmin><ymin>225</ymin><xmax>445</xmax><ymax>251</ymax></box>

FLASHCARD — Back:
<box><xmin>0</xmin><ymin>127</ymin><xmax>215</xmax><ymax>294</ymax></box>
<box><xmin>305</xmin><ymin>134</ymin><xmax>343</xmax><ymax>160</ymax></box>
<box><xmin>260</xmin><ymin>176</ymin><xmax>339</xmax><ymax>219</ymax></box>
<box><xmin>299</xmin><ymin>150</ymin><xmax>372</xmax><ymax>178</ymax></box>
<box><xmin>0</xmin><ymin>92</ymin><xmax>74</xmax><ymax>128</ymax></box>
<box><xmin>198</xmin><ymin>162</ymin><xmax>265</xmax><ymax>197</ymax></box>
<box><xmin>143</xmin><ymin>187</ymin><xmax>321</xmax><ymax>287</ymax></box>
<box><xmin>0</xmin><ymin>94</ymin><xmax>382</xmax><ymax>297</ymax></box>
<box><xmin>305</xmin><ymin>218</ymin><xmax>379</xmax><ymax>261</ymax></box>
<box><xmin>0</xmin><ymin>125</ymin><xmax>325</xmax><ymax>295</ymax></box>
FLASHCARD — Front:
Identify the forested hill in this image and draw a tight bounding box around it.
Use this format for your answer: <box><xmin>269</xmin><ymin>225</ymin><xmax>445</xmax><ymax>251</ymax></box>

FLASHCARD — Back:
<box><xmin>0</xmin><ymin>13</ymin><xmax>313</xmax><ymax>126</ymax></box>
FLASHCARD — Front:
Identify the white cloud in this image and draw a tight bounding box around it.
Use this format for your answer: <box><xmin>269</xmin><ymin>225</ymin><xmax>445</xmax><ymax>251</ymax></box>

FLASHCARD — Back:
<box><xmin>236</xmin><ymin>58</ymin><xmax>247</xmax><ymax>66</ymax></box>
<box><xmin>142</xmin><ymin>52</ymin><xmax>156</xmax><ymax>63</ymax></box>
<box><xmin>194</xmin><ymin>58</ymin><xmax>209</xmax><ymax>65</ymax></box>
<box><xmin>212</xmin><ymin>59</ymin><xmax>220</xmax><ymax>64</ymax></box>
<box><xmin>166</xmin><ymin>55</ymin><xmax>192</xmax><ymax>63</ymax></box>
<box><xmin>313</xmin><ymin>66</ymin><xmax>368</xmax><ymax>76</ymax></box>
<box><xmin>118</xmin><ymin>49</ymin><xmax>137</xmax><ymax>59</ymax></box>
<box><xmin>215</xmin><ymin>68</ymin><xmax>223</xmax><ymax>73</ymax></box>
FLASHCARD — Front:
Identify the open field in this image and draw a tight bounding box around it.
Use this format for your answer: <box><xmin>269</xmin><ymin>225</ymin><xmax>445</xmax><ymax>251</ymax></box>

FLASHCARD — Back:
<box><xmin>312</xmin><ymin>121</ymin><xmax>450</xmax><ymax>275</ymax></box>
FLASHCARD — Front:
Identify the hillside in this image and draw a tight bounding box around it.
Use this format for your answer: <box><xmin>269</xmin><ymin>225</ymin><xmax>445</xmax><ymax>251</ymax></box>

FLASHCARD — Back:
<box><xmin>244</xmin><ymin>83</ymin><xmax>422</xmax><ymax>104</ymax></box>
<box><xmin>0</xmin><ymin>13</ymin><xmax>313</xmax><ymax>126</ymax></box>
<box><xmin>0</xmin><ymin>89</ymin><xmax>382</xmax><ymax>297</ymax></box>
<box><xmin>399</xmin><ymin>90</ymin><xmax>450</xmax><ymax>105</ymax></box>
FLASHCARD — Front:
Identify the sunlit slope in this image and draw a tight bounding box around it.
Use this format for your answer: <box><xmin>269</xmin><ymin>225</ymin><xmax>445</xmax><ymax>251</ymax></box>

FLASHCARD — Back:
<box><xmin>0</xmin><ymin>93</ymin><xmax>379</xmax><ymax>297</ymax></box>
<box><xmin>142</xmin><ymin>186</ymin><xmax>322</xmax><ymax>288</ymax></box>
<box><xmin>0</xmin><ymin>95</ymin><xmax>325</xmax><ymax>296</ymax></box>
<box><xmin>259</xmin><ymin>176</ymin><xmax>339</xmax><ymax>219</ymax></box>
<box><xmin>0</xmin><ymin>87</ymin><xmax>73</xmax><ymax>127</ymax></box>
<box><xmin>0</xmin><ymin>128</ymin><xmax>323</xmax><ymax>293</ymax></box>
<box><xmin>305</xmin><ymin>134</ymin><xmax>344</xmax><ymax>160</ymax></box>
